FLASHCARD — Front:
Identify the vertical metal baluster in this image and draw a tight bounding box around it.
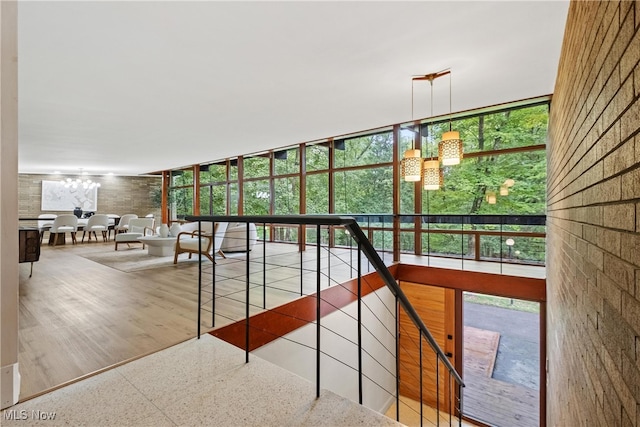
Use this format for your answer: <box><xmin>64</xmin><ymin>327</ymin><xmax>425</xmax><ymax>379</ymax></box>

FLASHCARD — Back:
<box><xmin>419</xmin><ymin>332</ymin><xmax>423</xmax><ymax>427</ymax></box>
<box><xmin>300</xmin><ymin>239</ymin><xmax>304</xmax><ymax>296</ymax></box>
<box><xmin>448</xmin><ymin>371</ymin><xmax>453</xmax><ymax>426</ymax></box>
<box><xmin>367</xmin><ymin>216</ymin><xmax>371</xmax><ymax>273</ymax></box>
<box><xmin>349</xmin><ymin>228</ymin><xmax>353</xmax><ymax>275</ymax></box>
<box><xmin>327</xmin><ymin>228</ymin><xmax>331</xmax><ymax>288</ymax></box>
<box><xmin>197</xmin><ymin>220</ymin><xmax>202</xmax><ymax>338</ymax></box>
<box><xmin>459</xmin><ymin>382</ymin><xmax>463</xmax><ymax>427</ymax></box>
<box><xmin>211</xmin><ymin>221</ymin><xmax>216</xmax><ymax>329</ymax></box>
<box><xmin>427</xmin><ymin>214</ymin><xmax>431</xmax><ymax>266</ymax></box>
<box><xmin>357</xmin><ymin>240</ymin><xmax>362</xmax><ymax>405</ymax></box>
<box><xmin>316</xmin><ymin>224</ymin><xmax>321</xmax><ymax>398</ymax></box>
<box><xmin>436</xmin><ymin>353</ymin><xmax>440</xmax><ymax>427</ymax></box>
<box><xmin>258</xmin><ymin>223</ymin><xmax>264</xmax><ymax>310</ymax></box>
<box><xmin>381</xmin><ymin>215</ymin><xmax>385</xmax><ymax>263</ymax></box>
<box><xmin>461</xmin><ymin>216</ymin><xmax>464</xmax><ymax>271</ymax></box>
<box><xmin>500</xmin><ymin>220</ymin><xmax>504</xmax><ymax>274</ymax></box>
<box><xmin>245</xmin><ymin>222</ymin><xmax>251</xmax><ymax>364</ymax></box>
<box><xmin>395</xmin><ymin>297</ymin><xmax>400</xmax><ymax>422</ymax></box>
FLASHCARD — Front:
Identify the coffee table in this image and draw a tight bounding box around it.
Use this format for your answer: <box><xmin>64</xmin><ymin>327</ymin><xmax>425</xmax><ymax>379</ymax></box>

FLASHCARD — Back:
<box><xmin>137</xmin><ymin>236</ymin><xmax>176</xmax><ymax>256</ymax></box>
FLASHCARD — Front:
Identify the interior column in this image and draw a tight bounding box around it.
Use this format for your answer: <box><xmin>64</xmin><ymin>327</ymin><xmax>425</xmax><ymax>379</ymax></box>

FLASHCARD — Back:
<box><xmin>0</xmin><ymin>0</ymin><xmax>20</xmax><ymax>409</ymax></box>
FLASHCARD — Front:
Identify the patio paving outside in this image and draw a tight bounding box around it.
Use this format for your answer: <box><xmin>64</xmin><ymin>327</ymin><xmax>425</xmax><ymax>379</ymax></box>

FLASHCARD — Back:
<box><xmin>463</xmin><ymin>297</ymin><xmax>540</xmax><ymax>427</ymax></box>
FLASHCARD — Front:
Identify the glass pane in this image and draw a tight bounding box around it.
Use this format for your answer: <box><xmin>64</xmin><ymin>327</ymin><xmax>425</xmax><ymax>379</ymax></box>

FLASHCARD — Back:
<box><xmin>200</xmin><ymin>163</ymin><xmax>226</xmax><ymax>184</ymax></box>
<box><xmin>170</xmin><ymin>187</ymin><xmax>193</xmax><ymax>220</ymax></box>
<box><xmin>306</xmin><ymin>173</ymin><xmax>329</xmax><ymax>214</ymax></box>
<box><xmin>243</xmin><ymin>156</ymin><xmax>270</xmax><ymax>179</ymax></box>
<box><xmin>399</xmin><ymin>128</ymin><xmax>415</xmax><ymax>157</ymax></box>
<box><xmin>273</xmin><ymin>225</ymin><xmax>298</xmax><ymax>243</ymax></box>
<box><xmin>423</xmin><ymin>150</ymin><xmax>546</xmax><ymax>215</ymax></box>
<box><xmin>230</xmin><ymin>160</ymin><xmax>239</xmax><ymax>181</ymax></box>
<box><xmin>171</xmin><ymin>170</ymin><xmax>193</xmax><ymax>187</ymax></box>
<box><xmin>400</xmin><ymin>180</ymin><xmax>417</xmax><ymax>214</ymax></box>
<box><xmin>334</xmin><ymin>131</ymin><xmax>393</xmax><ymax>168</ymax></box>
<box><xmin>243</xmin><ymin>179</ymin><xmax>270</xmax><ymax>215</ymax></box>
<box><xmin>334</xmin><ymin>226</ymin><xmax>354</xmax><ymax>247</ymax></box>
<box><xmin>458</xmin><ymin>103</ymin><xmax>549</xmax><ymax>154</ymax></box>
<box><xmin>199</xmin><ymin>185</ymin><xmax>226</xmax><ymax>215</ymax></box>
<box><xmin>423</xmin><ymin>232</ymin><xmax>463</xmax><ymax>257</ymax></box>
<box><xmin>306</xmin><ymin>144</ymin><xmax>329</xmax><ymax>171</ymax></box>
<box><xmin>229</xmin><ymin>182</ymin><xmax>239</xmax><ymax>215</ymax></box>
<box><xmin>274</xmin><ymin>148</ymin><xmax>300</xmax><ymax>176</ymax></box>
<box><xmin>399</xmin><ymin>231</ymin><xmax>415</xmax><ymax>253</ymax></box>
<box><xmin>274</xmin><ymin>177</ymin><xmax>299</xmax><ymax>214</ymax></box>
<box><xmin>334</xmin><ymin>166</ymin><xmax>393</xmax><ymax>214</ymax></box>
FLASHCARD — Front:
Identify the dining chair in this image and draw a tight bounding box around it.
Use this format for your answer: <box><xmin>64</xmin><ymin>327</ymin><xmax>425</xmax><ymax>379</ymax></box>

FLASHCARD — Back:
<box><xmin>82</xmin><ymin>214</ymin><xmax>110</xmax><ymax>242</ymax></box>
<box><xmin>49</xmin><ymin>214</ymin><xmax>78</xmax><ymax>246</ymax></box>
<box><xmin>37</xmin><ymin>214</ymin><xmax>57</xmax><ymax>244</ymax></box>
<box><xmin>106</xmin><ymin>214</ymin><xmax>120</xmax><ymax>239</ymax></box>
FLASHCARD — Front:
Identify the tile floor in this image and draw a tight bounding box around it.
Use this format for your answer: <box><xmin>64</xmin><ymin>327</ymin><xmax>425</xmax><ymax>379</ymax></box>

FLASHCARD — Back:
<box><xmin>2</xmin><ymin>334</ymin><xmax>401</xmax><ymax>427</ymax></box>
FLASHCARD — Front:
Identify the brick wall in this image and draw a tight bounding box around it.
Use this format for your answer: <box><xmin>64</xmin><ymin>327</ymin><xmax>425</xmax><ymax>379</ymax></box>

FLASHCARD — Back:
<box><xmin>548</xmin><ymin>1</ymin><xmax>640</xmax><ymax>425</ymax></box>
<box><xmin>18</xmin><ymin>174</ymin><xmax>162</xmax><ymax>219</ymax></box>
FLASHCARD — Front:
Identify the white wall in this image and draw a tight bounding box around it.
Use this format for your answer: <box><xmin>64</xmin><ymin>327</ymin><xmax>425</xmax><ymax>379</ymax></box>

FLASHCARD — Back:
<box><xmin>0</xmin><ymin>0</ymin><xmax>20</xmax><ymax>409</ymax></box>
<box><xmin>253</xmin><ymin>286</ymin><xmax>397</xmax><ymax>414</ymax></box>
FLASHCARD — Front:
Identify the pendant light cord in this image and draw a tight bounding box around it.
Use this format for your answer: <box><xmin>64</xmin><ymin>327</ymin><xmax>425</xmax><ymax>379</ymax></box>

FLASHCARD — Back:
<box><xmin>449</xmin><ymin>71</ymin><xmax>453</xmax><ymax>132</ymax></box>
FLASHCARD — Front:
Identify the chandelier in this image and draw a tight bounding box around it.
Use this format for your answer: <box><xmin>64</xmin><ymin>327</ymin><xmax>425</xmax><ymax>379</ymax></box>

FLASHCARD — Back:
<box><xmin>60</xmin><ymin>171</ymin><xmax>101</xmax><ymax>189</ymax></box>
<box><xmin>401</xmin><ymin>69</ymin><xmax>463</xmax><ymax>189</ymax></box>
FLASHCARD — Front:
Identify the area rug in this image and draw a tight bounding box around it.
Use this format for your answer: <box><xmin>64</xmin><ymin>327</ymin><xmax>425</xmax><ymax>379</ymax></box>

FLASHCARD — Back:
<box><xmin>464</xmin><ymin>326</ymin><xmax>500</xmax><ymax>377</ymax></box>
<box><xmin>80</xmin><ymin>249</ymin><xmax>199</xmax><ymax>273</ymax></box>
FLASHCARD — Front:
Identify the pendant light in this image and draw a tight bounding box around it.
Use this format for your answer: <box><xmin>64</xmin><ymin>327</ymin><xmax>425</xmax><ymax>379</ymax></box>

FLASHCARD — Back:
<box><xmin>401</xmin><ymin>148</ymin><xmax>423</xmax><ymax>182</ymax></box>
<box><xmin>401</xmin><ymin>76</ymin><xmax>424</xmax><ymax>181</ymax></box>
<box><xmin>422</xmin><ymin>79</ymin><xmax>442</xmax><ymax>190</ymax></box>
<box><xmin>438</xmin><ymin>71</ymin><xmax>463</xmax><ymax>166</ymax></box>
<box><xmin>423</xmin><ymin>158</ymin><xmax>443</xmax><ymax>190</ymax></box>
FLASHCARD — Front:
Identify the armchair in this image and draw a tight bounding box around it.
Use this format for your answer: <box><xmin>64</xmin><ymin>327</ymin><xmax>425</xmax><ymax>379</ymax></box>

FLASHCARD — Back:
<box><xmin>114</xmin><ymin>214</ymin><xmax>138</xmax><ymax>234</ymax></box>
<box><xmin>173</xmin><ymin>222</ymin><xmax>228</xmax><ymax>264</ymax></box>
<box><xmin>114</xmin><ymin>218</ymin><xmax>155</xmax><ymax>250</ymax></box>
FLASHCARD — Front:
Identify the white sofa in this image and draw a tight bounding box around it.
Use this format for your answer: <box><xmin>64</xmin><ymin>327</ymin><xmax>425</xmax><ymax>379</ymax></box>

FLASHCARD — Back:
<box><xmin>220</xmin><ymin>222</ymin><xmax>258</xmax><ymax>252</ymax></box>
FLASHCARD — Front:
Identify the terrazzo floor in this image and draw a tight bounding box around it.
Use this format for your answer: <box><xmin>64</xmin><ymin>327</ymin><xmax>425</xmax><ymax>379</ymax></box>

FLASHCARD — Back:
<box><xmin>2</xmin><ymin>334</ymin><xmax>401</xmax><ymax>427</ymax></box>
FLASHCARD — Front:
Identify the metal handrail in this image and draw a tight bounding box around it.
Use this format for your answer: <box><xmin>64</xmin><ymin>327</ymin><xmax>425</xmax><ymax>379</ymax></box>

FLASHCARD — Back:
<box><xmin>186</xmin><ymin>214</ymin><xmax>464</xmax><ymax>386</ymax></box>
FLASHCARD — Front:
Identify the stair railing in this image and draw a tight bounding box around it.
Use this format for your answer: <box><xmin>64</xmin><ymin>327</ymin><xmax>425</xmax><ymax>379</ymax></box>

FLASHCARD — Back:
<box><xmin>186</xmin><ymin>214</ymin><xmax>465</xmax><ymax>426</ymax></box>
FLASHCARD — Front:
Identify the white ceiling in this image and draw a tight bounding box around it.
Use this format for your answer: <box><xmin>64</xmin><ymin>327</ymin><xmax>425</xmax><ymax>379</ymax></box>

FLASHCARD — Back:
<box><xmin>17</xmin><ymin>1</ymin><xmax>569</xmax><ymax>176</ymax></box>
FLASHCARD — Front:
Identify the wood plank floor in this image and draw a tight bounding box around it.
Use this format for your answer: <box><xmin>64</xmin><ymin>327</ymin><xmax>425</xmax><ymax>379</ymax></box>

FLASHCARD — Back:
<box><xmin>18</xmin><ymin>239</ymin><xmax>202</xmax><ymax>399</ymax></box>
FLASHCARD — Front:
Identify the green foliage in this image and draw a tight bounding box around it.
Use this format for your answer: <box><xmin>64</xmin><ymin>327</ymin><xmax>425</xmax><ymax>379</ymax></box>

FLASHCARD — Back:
<box><xmin>335</xmin><ymin>132</ymin><xmax>394</xmax><ymax>168</ymax></box>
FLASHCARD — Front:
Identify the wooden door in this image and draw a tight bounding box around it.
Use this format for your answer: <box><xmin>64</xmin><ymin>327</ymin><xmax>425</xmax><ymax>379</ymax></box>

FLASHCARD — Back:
<box><xmin>398</xmin><ymin>282</ymin><xmax>456</xmax><ymax>412</ymax></box>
